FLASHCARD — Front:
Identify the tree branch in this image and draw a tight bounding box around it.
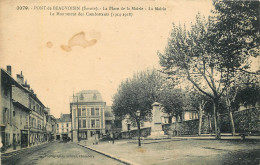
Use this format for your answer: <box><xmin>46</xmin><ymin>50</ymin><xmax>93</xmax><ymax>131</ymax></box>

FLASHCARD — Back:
<box><xmin>186</xmin><ymin>71</ymin><xmax>213</xmax><ymax>99</ymax></box>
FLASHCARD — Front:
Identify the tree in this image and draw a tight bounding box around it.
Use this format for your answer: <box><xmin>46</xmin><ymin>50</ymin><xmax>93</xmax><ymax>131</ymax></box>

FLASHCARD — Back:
<box><xmin>184</xmin><ymin>88</ymin><xmax>211</xmax><ymax>136</ymax></box>
<box><xmin>158</xmin><ymin>88</ymin><xmax>184</xmax><ymax>123</ymax></box>
<box><xmin>210</xmin><ymin>0</ymin><xmax>259</xmax><ymax>136</ymax></box>
<box><xmin>211</xmin><ymin>0</ymin><xmax>260</xmax><ymax>65</ymax></box>
<box><xmin>159</xmin><ymin>0</ymin><xmax>259</xmax><ymax>139</ymax></box>
<box><xmin>112</xmin><ymin>69</ymin><xmax>162</xmax><ymax>146</ymax></box>
<box><xmin>159</xmin><ymin>14</ymin><xmax>229</xmax><ymax>139</ymax></box>
<box><xmin>234</xmin><ymin>80</ymin><xmax>260</xmax><ymax>110</ymax></box>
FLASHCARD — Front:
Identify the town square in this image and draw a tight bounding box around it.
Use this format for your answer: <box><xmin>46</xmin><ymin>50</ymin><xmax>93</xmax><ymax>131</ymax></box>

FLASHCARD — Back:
<box><xmin>0</xmin><ymin>0</ymin><xmax>260</xmax><ymax>164</ymax></box>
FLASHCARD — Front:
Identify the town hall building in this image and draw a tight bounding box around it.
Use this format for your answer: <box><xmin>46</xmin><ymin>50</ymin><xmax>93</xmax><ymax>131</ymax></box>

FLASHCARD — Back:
<box><xmin>70</xmin><ymin>90</ymin><xmax>106</xmax><ymax>142</ymax></box>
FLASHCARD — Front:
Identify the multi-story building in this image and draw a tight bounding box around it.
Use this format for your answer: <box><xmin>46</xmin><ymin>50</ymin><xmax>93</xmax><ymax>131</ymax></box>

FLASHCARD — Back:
<box><xmin>50</xmin><ymin>115</ymin><xmax>57</xmax><ymax>141</ymax></box>
<box><xmin>0</xmin><ymin>66</ymin><xmax>30</xmax><ymax>150</ymax></box>
<box><xmin>70</xmin><ymin>90</ymin><xmax>106</xmax><ymax>142</ymax></box>
<box><xmin>56</xmin><ymin>114</ymin><xmax>72</xmax><ymax>141</ymax></box>
<box><xmin>0</xmin><ymin>66</ymin><xmax>56</xmax><ymax>151</ymax></box>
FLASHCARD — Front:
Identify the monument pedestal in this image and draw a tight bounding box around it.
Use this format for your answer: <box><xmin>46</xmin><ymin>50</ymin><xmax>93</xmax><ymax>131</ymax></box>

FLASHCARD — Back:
<box><xmin>146</xmin><ymin>102</ymin><xmax>169</xmax><ymax>139</ymax></box>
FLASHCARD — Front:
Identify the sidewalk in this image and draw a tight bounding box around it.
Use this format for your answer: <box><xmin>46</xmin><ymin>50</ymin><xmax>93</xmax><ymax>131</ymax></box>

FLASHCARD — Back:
<box><xmin>1</xmin><ymin>141</ymin><xmax>52</xmax><ymax>156</ymax></box>
<box><xmin>78</xmin><ymin>136</ymin><xmax>260</xmax><ymax>165</ymax></box>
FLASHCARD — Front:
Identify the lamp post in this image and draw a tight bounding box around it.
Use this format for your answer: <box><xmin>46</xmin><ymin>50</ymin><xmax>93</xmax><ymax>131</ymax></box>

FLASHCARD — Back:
<box><xmin>136</xmin><ymin>110</ymin><xmax>141</xmax><ymax>147</ymax></box>
<box><xmin>72</xmin><ymin>94</ymin><xmax>79</xmax><ymax>142</ymax></box>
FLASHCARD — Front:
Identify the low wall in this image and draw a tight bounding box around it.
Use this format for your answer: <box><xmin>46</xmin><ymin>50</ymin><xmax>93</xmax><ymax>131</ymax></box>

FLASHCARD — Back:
<box><xmin>120</xmin><ymin>127</ymin><xmax>151</xmax><ymax>139</ymax></box>
<box><xmin>163</xmin><ymin>116</ymin><xmax>214</xmax><ymax>136</ymax></box>
<box><xmin>220</xmin><ymin>108</ymin><xmax>260</xmax><ymax>134</ymax></box>
<box><xmin>163</xmin><ymin>108</ymin><xmax>260</xmax><ymax>136</ymax></box>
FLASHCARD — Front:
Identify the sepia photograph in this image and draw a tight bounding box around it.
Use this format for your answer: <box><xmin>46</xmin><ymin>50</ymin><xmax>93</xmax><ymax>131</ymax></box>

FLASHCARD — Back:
<box><xmin>0</xmin><ymin>0</ymin><xmax>259</xmax><ymax>164</ymax></box>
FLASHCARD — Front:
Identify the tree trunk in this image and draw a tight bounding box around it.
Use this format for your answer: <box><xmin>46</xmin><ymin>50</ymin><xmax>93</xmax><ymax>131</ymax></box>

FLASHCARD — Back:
<box><xmin>137</xmin><ymin>121</ymin><xmax>141</xmax><ymax>147</ymax></box>
<box><xmin>213</xmin><ymin>100</ymin><xmax>221</xmax><ymax>139</ymax></box>
<box><xmin>229</xmin><ymin>108</ymin><xmax>235</xmax><ymax>136</ymax></box>
<box><xmin>198</xmin><ymin>104</ymin><xmax>203</xmax><ymax>136</ymax></box>
<box><xmin>226</xmin><ymin>87</ymin><xmax>237</xmax><ymax>136</ymax></box>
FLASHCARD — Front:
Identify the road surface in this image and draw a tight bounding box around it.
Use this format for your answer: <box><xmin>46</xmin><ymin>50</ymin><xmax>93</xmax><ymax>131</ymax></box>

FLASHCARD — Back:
<box><xmin>1</xmin><ymin>141</ymin><xmax>125</xmax><ymax>165</ymax></box>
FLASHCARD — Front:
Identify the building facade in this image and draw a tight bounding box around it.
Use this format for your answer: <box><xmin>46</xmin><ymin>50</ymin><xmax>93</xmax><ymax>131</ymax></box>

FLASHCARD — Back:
<box><xmin>0</xmin><ymin>66</ymin><xmax>56</xmax><ymax>151</ymax></box>
<box><xmin>56</xmin><ymin>114</ymin><xmax>72</xmax><ymax>141</ymax></box>
<box><xmin>104</xmin><ymin>106</ymin><xmax>122</xmax><ymax>138</ymax></box>
<box><xmin>70</xmin><ymin>90</ymin><xmax>106</xmax><ymax>142</ymax></box>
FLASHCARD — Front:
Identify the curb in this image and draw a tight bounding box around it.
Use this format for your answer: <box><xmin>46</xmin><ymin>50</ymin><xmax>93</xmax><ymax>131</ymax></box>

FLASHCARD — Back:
<box><xmin>78</xmin><ymin>143</ymin><xmax>141</xmax><ymax>165</ymax></box>
<box><xmin>170</xmin><ymin>136</ymin><xmax>260</xmax><ymax>140</ymax></box>
<box><xmin>1</xmin><ymin>142</ymin><xmax>52</xmax><ymax>157</ymax></box>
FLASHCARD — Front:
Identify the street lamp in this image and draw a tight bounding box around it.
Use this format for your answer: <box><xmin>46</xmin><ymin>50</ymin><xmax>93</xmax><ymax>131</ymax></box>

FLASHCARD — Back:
<box><xmin>136</xmin><ymin>110</ymin><xmax>141</xmax><ymax>147</ymax></box>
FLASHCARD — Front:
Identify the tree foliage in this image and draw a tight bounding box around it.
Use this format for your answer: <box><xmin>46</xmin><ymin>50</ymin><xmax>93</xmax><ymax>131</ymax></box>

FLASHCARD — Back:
<box><xmin>112</xmin><ymin>69</ymin><xmax>163</xmax><ymax>124</ymax></box>
<box><xmin>158</xmin><ymin>88</ymin><xmax>184</xmax><ymax>121</ymax></box>
<box><xmin>158</xmin><ymin>0</ymin><xmax>259</xmax><ymax>139</ymax></box>
<box><xmin>211</xmin><ymin>0</ymin><xmax>259</xmax><ymax>65</ymax></box>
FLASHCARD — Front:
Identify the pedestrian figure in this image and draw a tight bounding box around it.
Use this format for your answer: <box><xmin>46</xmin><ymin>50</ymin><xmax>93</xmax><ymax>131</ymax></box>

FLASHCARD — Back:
<box><xmin>112</xmin><ymin>133</ymin><xmax>115</xmax><ymax>144</ymax></box>
<box><xmin>95</xmin><ymin>133</ymin><xmax>99</xmax><ymax>145</ymax></box>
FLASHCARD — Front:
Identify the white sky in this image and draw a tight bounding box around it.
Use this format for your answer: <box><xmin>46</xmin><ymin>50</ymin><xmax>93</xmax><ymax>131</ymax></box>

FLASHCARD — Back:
<box><xmin>0</xmin><ymin>0</ymin><xmax>213</xmax><ymax>118</ymax></box>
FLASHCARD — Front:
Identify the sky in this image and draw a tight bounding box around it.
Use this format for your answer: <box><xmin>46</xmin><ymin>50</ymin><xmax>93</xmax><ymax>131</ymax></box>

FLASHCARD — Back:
<box><xmin>0</xmin><ymin>0</ymin><xmax>214</xmax><ymax>118</ymax></box>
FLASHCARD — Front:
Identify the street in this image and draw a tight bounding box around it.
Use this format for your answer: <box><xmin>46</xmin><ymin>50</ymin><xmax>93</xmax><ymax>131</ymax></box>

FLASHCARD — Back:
<box><xmin>1</xmin><ymin>142</ymin><xmax>124</xmax><ymax>165</ymax></box>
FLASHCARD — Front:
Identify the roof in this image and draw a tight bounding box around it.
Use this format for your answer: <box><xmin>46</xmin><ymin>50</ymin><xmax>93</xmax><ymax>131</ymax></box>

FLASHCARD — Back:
<box><xmin>1</xmin><ymin>68</ymin><xmax>29</xmax><ymax>92</ymax></box>
<box><xmin>57</xmin><ymin>114</ymin><xmax>71</xmax><ymax>122</ymax></box>
<box><xmin>72</xmin><ymin>90</ymin><xmax>104</xmax><ymax>103</ymax></box>
<box><xmin>1</xmin><ymin>68</ymin><xmax>45</xmax><ymax>108</ymax></box>
<box><xmin>104</xmin><ymin>106</ymin><xmax>115</xmax><ymax>120</ymax></box>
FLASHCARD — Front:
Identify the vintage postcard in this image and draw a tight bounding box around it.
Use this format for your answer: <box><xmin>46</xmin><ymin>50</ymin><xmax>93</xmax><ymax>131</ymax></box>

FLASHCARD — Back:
<box><xmin>0</xmin><ymin>0</ymin><xmax>259</xmax><ymax>164</ymax></box>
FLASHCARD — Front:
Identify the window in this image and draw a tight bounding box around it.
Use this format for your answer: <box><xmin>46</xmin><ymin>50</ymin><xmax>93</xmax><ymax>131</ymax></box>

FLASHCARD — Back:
<box><xmin>66</xmin><ymin>123</ymin><xmax>68</xmax><ymax>127</ymax></box>
<box><xmin>78</xmin><ymin>108</ymin><xmax>81</xmax><ymax>116</ymax></box>
<box><xmin>67</xmin><ymin>129</ymin><xmax>68</xmax><ymax>132</ymax></box>
<box><xmin>13</xmin><ymin>111</ymin><xmax>15</xmax><ymax>117</ymax></box>
<box><xmin>91</xmin><ymin>120</ymin><xmax>95</xmax><ymax>128</ymax></box>
<box><xmin>91</xmin><ymin>108</ymin><xmax>95</xmax><ymax>116</ymax></box>
<box><xmin>95</xmin><ymin>108</ymin><xmax>99</xmax><ymax>116</ymax></box>
<box><xmin>93</xmin><ymin>93</ymin><xmax>97</xmax><ymax>100</ymax></box>
<box><xmin>83</xmin><ymin>119</ymin><xmax>86</xmax><ymax>128</ymax></box>
<box><xmin>82</xmin><ymin>108</ymin><xmax>86</xmax><ymax>116</ymax></box>
<box><xmin>96</xmin><ymin>119</ymin><xmax>100</xmax><ymax>128</ymax></box>
<box><xmin>57</xmin><ymin>124</ymin><xmax>59</xmax><ymax>128</ymax></box>
<box><xmin>3</xmin><ymin>108</ymin><xmax>9</xmax><ymax>124</ymax></box>
<box><xmin>79</xmin><ymin>132</ymin><xmax>87</xmax><ymax>139</ymax></box>
<box><xmin>127</xmin><ymin>124</ymin><xmax>131</xmax><ymax>131</ymax></box>
<box><xmin>25</xmin><ymin>115</ymin><xmax>28</xmax><ymax>126</ymax></box>
<box><xmin>20</xmin><ymin>114</ymin><xmax>22</xmax><ymax>125</ymax></box>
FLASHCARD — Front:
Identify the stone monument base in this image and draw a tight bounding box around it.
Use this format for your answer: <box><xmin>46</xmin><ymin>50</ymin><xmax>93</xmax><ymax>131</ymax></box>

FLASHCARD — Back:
<box><xmin>146</xmin><ymin>131</ymin><xmax>169</xmax><ymax>140</ymax></box>
<box><xmin>150</xmin><ymin>131</ymin><xmax>165</xmax><ymax>137</ymax></box>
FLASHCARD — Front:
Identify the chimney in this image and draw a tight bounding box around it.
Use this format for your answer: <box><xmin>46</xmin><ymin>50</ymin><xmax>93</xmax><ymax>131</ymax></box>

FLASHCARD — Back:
<box><xmin>6</xmin><ymin>65</ymin><xmax>11</xmax><ymax>75</ymax></box>
<box><xmin>16</xmin><ymin>71</ymin><xmax>24</xmax><ymax>84</ymax></box>
<box><xmin>23</xmin><ymin>80</ymin><xmax>30</xmax><ymax>90</ymax></box>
